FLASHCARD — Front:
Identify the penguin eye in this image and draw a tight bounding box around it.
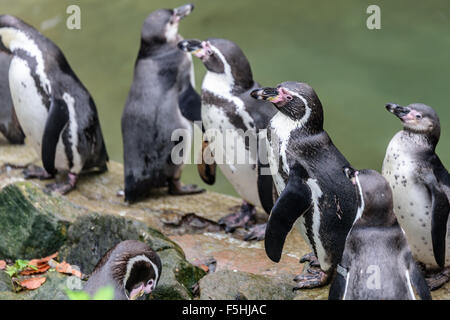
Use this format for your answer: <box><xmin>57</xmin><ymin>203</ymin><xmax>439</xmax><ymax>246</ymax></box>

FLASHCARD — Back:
<box><xmin>147</xmin><ymin>279</ymin><xmax>154</xmax><ymax>287</ymax></box>
<box><xmin>286</xmin><ymin>95</ymin><xmax>293</xmax><ymax>101</ymax></box>
<box><xmin>416</xmin><ymin>114</ymin><xmax>422</xmax><ymax>120</ymax></box>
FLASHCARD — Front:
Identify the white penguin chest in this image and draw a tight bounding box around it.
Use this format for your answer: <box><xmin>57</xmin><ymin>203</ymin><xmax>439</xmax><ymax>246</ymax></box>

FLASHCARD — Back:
<box><xmin>9</xmin><ymin>57</ymin><xmax>48</xmax><ymax>154</ymax></box>
<box><xmin>9</xmin><ymin>57</ymin><xmax>71</xmax><ymax>171</ymax></box>
<box><xmin>202</xmin><ymin>102</ymin><xmax>260</xmax><ymax>207</ymax></box>
<box><xmin>382</xmin><ymin>136</ymin><xmax>449</xmax><ymax>267</ymax></box>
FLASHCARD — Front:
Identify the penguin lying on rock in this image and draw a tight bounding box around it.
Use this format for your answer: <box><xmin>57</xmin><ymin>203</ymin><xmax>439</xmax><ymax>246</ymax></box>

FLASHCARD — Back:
<box><xmin>0</xmin><ymin>50</ymin><xmax>24</xmax><ymax>144</ymax></box>
<box><xmin>84</xmin><ymin>240</ymin><xmax>162</xmax><ymax>300</ymax></box>
<box><xmin>251</xmin><ymin>82</ymin><xmax>358</xmax><ymax>288</ymax></box>
<box><xmin>382</xmin><ymin>103</ymin><xmax>449</xmax><ymax>290</ymax></box>
<box><xmin>121</xmin><ymin>4</ymin><xmax>204</xmax><ymax>203</ymax></box>
<box><xmin>178</xmin><ymin>38</ymin><xmax>276</xmax><ymax>240</ymax></box>
<box><xmin>0</xmin><ymin>15</ymin><xmax>108</xmax><ymax>194</ymax></box>
<box><xmin>329</xmin><ymin>168</ymin><xmax>431</xmax><ymax>300</ymax></box>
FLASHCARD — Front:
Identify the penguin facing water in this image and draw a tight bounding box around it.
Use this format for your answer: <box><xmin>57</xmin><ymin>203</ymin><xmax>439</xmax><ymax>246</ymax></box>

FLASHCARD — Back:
<box><xmin>178</xmin><ymin>38</ymin><xmax>276</xmax><ymax>240</ymax></box>
<box><xmin>0</xmin><ymin>15</ymin><xmax>108</xmax><ymax>193</ymax></box>
<box><xmin>382</xmin><ymin>103</ymin><xmax>449</xmax><ymax>290</ymax></box>
<box><xmin>84</xmin><ymin>240</ymin><xmax>162</xmax><ymax>300</ymax></box>
<box><xmin>251</xmin><ymin>82</ymin><xmax>358</xmax><ymax>288</ymax></box>
<box><xmin>329</xmin><ymin>168</ymin><xmax>431</xmax><ymax>300</ymax></box>
<box><xmin>0</xmin><ymin>50</ymin><xmax>24</xmax><ymax>144</ymax></box>
<box><xmin>121</xmin><ymin>4</ymin><xmax>204</xmax><ymax>203</ymax></box>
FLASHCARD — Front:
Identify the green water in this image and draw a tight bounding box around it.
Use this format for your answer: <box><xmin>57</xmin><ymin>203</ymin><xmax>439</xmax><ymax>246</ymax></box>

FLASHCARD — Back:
<box><xmin>2</xmin><ymin>0</ymin><xmax>449</xmax><ymax>197</ymax></box>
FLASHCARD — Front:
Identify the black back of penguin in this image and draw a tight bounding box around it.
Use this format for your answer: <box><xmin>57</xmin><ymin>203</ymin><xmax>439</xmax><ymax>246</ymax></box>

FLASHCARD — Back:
<box><xmin>329</xmin><ymin>169</ymin><xmax>431</xmax><ymax>300</ymax></box>
<box><xmin>121</xmin><ymin>5</ymin><xmax>200</xmax><ymax>202</ymax></box>
<box><xmin>84</xmin><ymin>240</ymin><xmax>162</xmax><ymax>300</ymax></box>
<box><xmin>0</xmin><ymin>15</ymin><xmax>108</xmax><ymax>172</ymax></box>
<box><xmin>0</xmin><ymin>50</ymin><xmax>24</xmax><ymax>144</ymax></box>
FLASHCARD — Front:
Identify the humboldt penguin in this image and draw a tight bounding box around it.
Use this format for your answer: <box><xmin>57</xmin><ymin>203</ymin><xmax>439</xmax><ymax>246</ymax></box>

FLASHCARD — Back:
<box><xmin>251</xmin><ymin>82</ymin><xmax>358</xmax><ymax>288</ymax></box>
<box><xmin>84</xmin><ymin>240</ymin><xmax>162</xmax><ymax>300</ymax></box>
<box><xmin>0</xmin><ymin>15</ymin><xmax>108</xmax><ymax>194</ymax></box>
<box><xmin>121</xmin><ymin>4</ymin><xmax>204</xmax><ymax>203</ymax></box>
<box><xmin>329</xmin><ymin>168</ymin><xmax>431</xmax><ymax>300</ymax></box>
<box><xmin>178</xmin><ymin>38</ymin><xmax>276</xmax><ymax>240</ymax></box>
<box><xmin>382</xmin><ymin>102</ymin><xmax>449</xmax><ymax>290</ymax></box>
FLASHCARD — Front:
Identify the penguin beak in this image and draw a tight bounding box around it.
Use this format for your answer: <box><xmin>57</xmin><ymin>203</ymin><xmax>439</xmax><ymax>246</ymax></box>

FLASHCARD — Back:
<box><xmin>386</xmin><ymin>103</ymin><xmax>414</xmax><ymax>122</ymax></box>
<box><xmin>250</xmin><ymin>87</ymin><xmax>292</xmax><ymax>106</ymax></box>
<box><xmin>173</xmin><ymin>4</ymin><xmax>194</xmax><ymax>21</ymax></box>
<box><xmin>129</xmin><ymin>283</ymin><xmax>146</xmax><ymax>300</ymax></box>
<box><xmin>178</xmin><ymin>39</ymin><xmax>212</xmax><ymax>59</ymax></box>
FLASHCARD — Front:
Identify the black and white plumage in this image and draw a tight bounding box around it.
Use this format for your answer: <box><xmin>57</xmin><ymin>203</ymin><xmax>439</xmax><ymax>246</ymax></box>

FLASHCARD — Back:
<box><xmin>329</xmin><ymin>168</ymin><xmax>431</xmax><ymax>300</ymax></box>
<box><xmin>382</xmin><ymin>103</ymin><xmax>449</xmax><ymax>287</ymax></box>
<box><xmin>251</xmin><ymin>82</ymin><xmax>358</xmax><ymax>288</ymax></box>
<box><xmin>0</xmin><ymin>49</ymin><xmax>24</xmax><ymax>144</ymax></box>
<box><xmin>121</xmin><ymin>4</ymin><xmax>203</xmax><ymax>203</ymax></box>
<box><xmin>178</xmin><ymin>38</ymin><xmax>276</xmax><ymax>239</ymax></box>
<box><xmin>84</xmin><ymin>240</ymin><xmax>162</xmax><ymax>300</ymax></box>
<box><xmin>0</xmin><ymin>15</ymin><xmax>108</xmax><ymax>193</ymax></box>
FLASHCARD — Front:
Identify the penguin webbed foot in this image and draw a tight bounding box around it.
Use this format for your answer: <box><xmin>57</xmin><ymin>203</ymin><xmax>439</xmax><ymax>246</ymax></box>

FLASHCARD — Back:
<box><xmin>244</xmin><ymin>223</ymin><xmax>266</xmax><ymax>241</ymax></box>
<box><xmin>218</xmin><ymin>202</ymin><xmax>256</xmax><ymax>233</ymax></box>
<box><xmin>23</xmin><ymin>165</ymin><xmax>54</xmax><ymax>180</ymax></box>
<box><xmin>299</xmin><ymin>252</ymin><xmax>321</xmax><ymax>267</ymax></box>
<box><xmin>425</xmin><ymin>267</ymin><xmax>450</xmax><ymax>291</ymax></box>
<box><xmin>293</xmin><ymin>266</ymin><xmax>330</xmax><ymax>290</ymax></box>
<box><xmin>168</xmin><ymin>178</ymin><xmax>205</xmax><ymax>196</ymax></box>
<box><xmin>45</xmin><ymin>173</ymin><xmax>78</xmax><ymax>195</ymax></box>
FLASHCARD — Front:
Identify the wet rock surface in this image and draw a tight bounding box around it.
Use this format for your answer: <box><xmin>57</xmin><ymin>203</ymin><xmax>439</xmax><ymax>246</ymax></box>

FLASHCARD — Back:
<box><xmin>0</xmin><ymin>143</ymin><xmax>448</xmax><ymax>300</ymax></box>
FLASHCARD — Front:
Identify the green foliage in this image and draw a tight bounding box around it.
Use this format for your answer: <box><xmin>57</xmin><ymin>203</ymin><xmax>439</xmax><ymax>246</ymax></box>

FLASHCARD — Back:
<box><xmin>65</xmin><ymin>285</ymin><xmax>114</xmax><ymax>300</ymax></box>
<box><xmin>5</xmin><ymin>259</ymin><xmax>37</xmax><ymax>278</ymax></box>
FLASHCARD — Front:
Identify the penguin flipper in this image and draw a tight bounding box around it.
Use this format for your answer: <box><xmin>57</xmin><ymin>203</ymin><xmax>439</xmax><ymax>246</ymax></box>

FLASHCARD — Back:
<box><xmin>328</xmin><ymin>272</ymin><xmax>346</xmax><ymax>300</ymax></box>
<box><xmin>178</xmin><ymin>84</ymin><xmax>201</xmax><ymax>122</ymax></box>
<box><xmin>197</xmin><ymin>139</ymin><xmax>216</xmax><ymax>185</ymax></box>
<box><xmin>42</xmin><ymin>97</ymin><xmax>69</xmax><ymax>175</ymax></box>
<box><xmin>407</xmin><ymin>255</ymin><xmax>432</xmax><ymax>300</ymax></box>
<box><xmin>422</xmin><ymin>171</ymin><xmax>450</xmax><ymax>268</ymax></box>
<box><xmin>264</xmin><ymin>164</ymin><xmax>312</xmax><ymax>262</ymax></box>
<box><xmin>257</xmin><ymin>160</ymin><xmax>274</xmax><ymax>215</ymax></box>
<box><xmin>257</xmin><ymin>129</ymin><xmax>274</xmax><ymax>214</ymax></box>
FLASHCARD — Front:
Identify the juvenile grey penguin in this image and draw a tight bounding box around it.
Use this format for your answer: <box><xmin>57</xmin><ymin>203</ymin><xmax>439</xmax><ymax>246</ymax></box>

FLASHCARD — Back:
<box><xmin>251</xmin><ymin>82</ymin><xmax>358</xmax><ymax>288</ymax></box>
<box><xmin>84</xmin><ymin>240</ymin><xmax>162</xmax><ymax>300</ymax></box>
<box><xmin>178</xmin><ymin>38</ymin><xmax>276</xmax><ymax>240</ymax></box>
<box><xmin>0</xmin><ymin>49</ymin><xmax>24</xmax><ymax>144</ymax></box>
<box><xmin>382</xmin><ymin>103</ymin><xmax>449</xmax><ymax>289</ymax></box>
<box><xmin>0</xmin><ymin>15</ymin><xmax>108</xmax><ymax>193</ymax></box>
<box><xmin>329</xmin><ymin>168</ymin><xmax>431</xmax><ymax>300</ymax></box>
<box><xmin>121</xmin><ymin>4</ymin><xmax>204</xmax><ymax>203</ymax></box>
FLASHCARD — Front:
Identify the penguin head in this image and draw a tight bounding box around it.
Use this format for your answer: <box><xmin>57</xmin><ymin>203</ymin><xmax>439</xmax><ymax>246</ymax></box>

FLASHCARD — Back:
<box><xmin>386</xmin><ymin>103</ymin><xmax>440</xmax><ymax>145</ymax></box>
<box><xmin>0</xmin><ymin>15</ymin><xmax>41</xmax><ymax>54</ymax></box>
<box><xmin>251</xmin><ymin>82</ymin><xmax>324</xmax><ymax>129</ymax></box>
<box><xmin>344</xmin><ymin>167</ymin><xmax>397</xmax><ymax>227</ymax></box>
<box><xmin>141</xmin><ymin>4</ymin><xmax>194</xmax><ymax>45</ymax></box>
<box><xmin>108</xmin><ymin>241</ymin><xmax>162</xmax><ymax>300</ymax></box>
<box><xmin>178</xmin><ymin>38</ymin><xmax>254</xmax><ymax>90</ymax></box>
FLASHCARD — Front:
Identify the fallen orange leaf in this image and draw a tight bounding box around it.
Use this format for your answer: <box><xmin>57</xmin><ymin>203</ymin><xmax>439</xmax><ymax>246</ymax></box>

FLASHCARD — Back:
<box><xmin>55</xmin><ymin>261</ymin><xmax>83</xmax><ymax>278</ymax></box>
<box><xmin>20</xmin><ymin>264</ymin><xmax>50</xmax><ymax>276</ymax></box>
<box><xmin>0</xmin><ymin>260</ymin><xmax>6</xmax><ymax>270</ymax></box>
<box><xmin>19</xmin><ymin>277</ymin><xmax>46</xmax><ymax>290</ymax></box>
<box><xmin>199</xmin><ymin>264</ymin><xmax>209</xmax><ymax>273</ymax></box>
<box><xmin>28</xmin><ymin>252</ymin><xmax>58</xmax><ymax>267</ymax></box>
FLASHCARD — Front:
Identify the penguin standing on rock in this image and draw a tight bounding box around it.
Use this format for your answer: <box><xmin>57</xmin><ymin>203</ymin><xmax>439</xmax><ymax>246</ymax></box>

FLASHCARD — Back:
<box><xmin>0</xmin><ymin>50</ymin><xmax>24</xmax><ymax>144</ymax></box>
<box><xmin>329</xmin><ymin>168</ymin><xmax>431</xmax><ymax>300</ymax></box>
<box><xmin>121</xmin><ymin>4</ymin><xmax>204</xmax><ymax>203</ymax></box>
<box><xmin>84</xmin><ymin>240</ymin><xmax>162</xmax><ymax>300</ymax></box>
<box><xmin>382</xmin><ymin>103</ymin><xmax>449</xmax><ymax>290</ymax></box>
<box><xmin>178</xmin><ymin>38</ymin><xmax>276</xmax><ymax>240</ymax></box>
<box><xmin>251</xmin><ymin>82</ymin><xmax>358</xmax><ymax>288</ymax></box>
<box><xmin>0</xmin><ymin>15</ymin><xmax>108</xmax><ymax>194</ymax></box>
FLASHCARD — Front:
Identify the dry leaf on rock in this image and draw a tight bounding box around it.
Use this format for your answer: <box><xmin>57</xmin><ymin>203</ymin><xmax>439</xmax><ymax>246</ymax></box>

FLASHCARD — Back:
<box><xmin>19</xmin><ymin>277</ymin><xmax>46</xmax><ymax>290</ymax></box>
<box><xmin>0</xmin><ymin>260</ymin><xmax>6</xmax><ymax>270</ymax></box>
